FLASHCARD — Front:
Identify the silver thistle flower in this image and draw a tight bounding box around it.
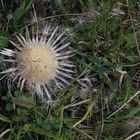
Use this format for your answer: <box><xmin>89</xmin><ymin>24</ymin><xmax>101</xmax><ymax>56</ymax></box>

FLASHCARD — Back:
<box><xmin>0</xmin><ymin>24</ymin><xmax>75</xmax><ymax>100</ymax></box>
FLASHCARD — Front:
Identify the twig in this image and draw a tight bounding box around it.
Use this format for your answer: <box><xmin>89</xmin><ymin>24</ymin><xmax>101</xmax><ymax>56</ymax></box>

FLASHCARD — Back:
<box><xmin>73</xmin><ymin>97</ymin><xmax>97</xmax><ymax>128</ymax></box>
<box><xmin>75</xmin><ymin>127</ymin><xmax>95</xmax><ymax>140</ymax></box>
<box><xmin>116</xmin><ymin>68</ymin><xmax>127</xmax><ymax>89</ymax></box>
<box><xmin>124</xmin><ymin>131</ymin><xmax>140</xmax><ymax>140</ymax></box>
<box><xmin>59</xmin><ymin>99</ymin><xmax>91</xmax><ymax>134</ymax></box>
<box><xmin>10</xmin><ymin>13</ymin><xmax>88</xmax><ymax>37</ymax></box>
<box><xmin>64</xmin><ymin>99</ymin><xmax>90</xmax><ymax>109</ymax></box>
<box><xmin>107</xmin><ymin>89</ymin><xmax>140</xmax><ymax>118</ymax></box>
<box><xmin>0</xmin><ymin>129</ymin><xmax>11</xmax><ymax>139</ymax></box>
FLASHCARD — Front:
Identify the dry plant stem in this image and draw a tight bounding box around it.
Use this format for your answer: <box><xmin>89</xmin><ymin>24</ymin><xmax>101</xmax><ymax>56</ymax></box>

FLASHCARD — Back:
<box><xmin>124</xmin><ymin>131</ymin><xmax>140</xmax><ymax>140</ymax></box>
<box><xmin>11</xmin><ymin>13</ymin><xmax>88</xmax><ymax>37</ymax></box>
<box><xmin>74</xmin><ymin>127</ymin><xmax>95</xmax><ymax>140</ymax></box>
<box><xmin>59</xmin><ymin>99</ymin><xmax>91</xmax><ymax>134</ymax></box>
<box><xmin>73</xmin><ymin>97</ymin><xmax>97</xmax><ymax>128</ymax></box>
<box><xmin>107</xmin><ymin>89</ymin><xmax>140</xmax><ymax>118</ymax></box>
<box><xmin>116</xmin><ymin>68</ymin><xmax>127</xmax><ymax>89</ymax></box>
<box><xmin>64</xmin><ymin>99</ymin><xmax>91</xmax><ymax>109</ymax></box>
<box><xmin>0</xmin><ymin>129</ymin><xmax>11</xmax><ymax>139</ymax></box>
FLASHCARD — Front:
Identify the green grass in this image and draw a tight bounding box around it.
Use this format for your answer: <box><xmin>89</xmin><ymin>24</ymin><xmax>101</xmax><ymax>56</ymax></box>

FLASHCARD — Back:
<box><xmin>1</xmin><ymin>0</ymin><xmax>140</xmax><ymax>139</ymax></box>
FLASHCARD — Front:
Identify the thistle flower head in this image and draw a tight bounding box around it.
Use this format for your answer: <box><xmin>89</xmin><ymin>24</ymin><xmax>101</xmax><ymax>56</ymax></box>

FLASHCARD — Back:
<box><xmin>0</xmin><ymin>24</ymin><xmax>75</xmax><ymax>100</ymax></box>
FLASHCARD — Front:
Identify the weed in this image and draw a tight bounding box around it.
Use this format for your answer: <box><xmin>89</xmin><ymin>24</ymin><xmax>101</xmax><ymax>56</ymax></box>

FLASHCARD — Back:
<box><xmin>0</xmin><ymin>0</ymin><xmax>140</xmax><ymax>140</ymax></box>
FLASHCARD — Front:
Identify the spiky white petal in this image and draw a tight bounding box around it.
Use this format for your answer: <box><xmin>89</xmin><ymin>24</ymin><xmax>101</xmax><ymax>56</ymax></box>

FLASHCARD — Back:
<box><xmin>35</xmin><ymin>84</ymin><xmax>44</xmax><ymax>99</ymax></box>
<box><xmin>55</xmin><ymin>50</ymin><xmax>73</xmax><ymax>57</ymax></box>
<box><xmin>55</xmin><ymin>75</ymin><xmax>69</xmax><ymax>85</ymax></box>
<box><xmin>53</xmin><ymin>78</ymin><xmax>63</xmax><ymax>89</ymax></box>
<box><xmin>42</xmin><ymin>84</ymin><xmax>52</xmax><ymax>100</ymax></box>
<box><xmin>17</xmin><ymin>76</ymin><xmax>23</xmax><ymax>88</ymax></box>
<box><xmin>56</xmin><ymin>55</ymin><xmax>74</xmax><ymax>60</ymax></box>
<box><xmin>3</xmin><ymin>59</ymin><xmax>15</xmax><ymax>63</ymax></box>
<box><xmin>54</xmin><ymin>42</ymin><xmax>71</xmax><ymax>53</ymax></box>
<box><xmin>18</xmin><ymin>33</ymin><xmax>27</xmax><ymax>44</ymax></box>
<box><xmin>52</xmin><ymin>37</ymin><xmax>67</xmax><ymax>50</ymax></box>
<box><xmin>0</xmin><ymin>50</ymin><xmax>15</xmax><ymax>57</ymax></box>
<box><xmin>59</xmin><ymin>62</ymin><xmax>75</xmax><ymax>67</ymax></box>
<box><xmin>47</xmin><ymin>26</ymin><xmax>58</xmax><ymax>44</ymax></box>
<box><xmin>1</xmin><ymin>68</ymin><xmax>17</xmax><ymax>74</ymax></box>
<box><xmin>16</xmin><ymin>35</ymin><xmax>25</xmax><ymax>47</ymax></box>
<box><xmin>9</xmin><ymin>40</ymin><xmax>22</xmax><ymax>50</ymax></box>
<box><xmin>3</xmin><ymin>48</ymin><xmax>17</xmax><ymax>54</ymax></box>
<box><xmin>20</xmin><ymin>78</ymin><xmax>26</xmax><ymax>92</ymax></box>
<box><xmin>56</xmin><ymin>70</ymin><xmax>73</xmax><ymax>79</ymax></box>
<box><xmin>51</xmin><ymin>32</ymin><xmax>64</xmax><ymax>46</ymax></box>
<box><xmin>57</xmin><ymin>67</ymin><xmax>74</xmax><ymax>73</ymax></box>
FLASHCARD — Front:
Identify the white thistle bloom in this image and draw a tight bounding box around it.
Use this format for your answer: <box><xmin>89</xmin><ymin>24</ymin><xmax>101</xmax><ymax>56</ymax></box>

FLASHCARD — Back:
<box><xmin>0</xmin><ymin>25</ymin><xmax>75</xmax><ymax>100</ymax></box>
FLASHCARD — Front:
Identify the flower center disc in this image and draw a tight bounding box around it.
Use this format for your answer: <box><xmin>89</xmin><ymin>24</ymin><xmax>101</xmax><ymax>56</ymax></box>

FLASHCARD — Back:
<box><xmin>17</xmin><ymin>43</ymin><xmax>57</xmax><ymax>83</ymax></box>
